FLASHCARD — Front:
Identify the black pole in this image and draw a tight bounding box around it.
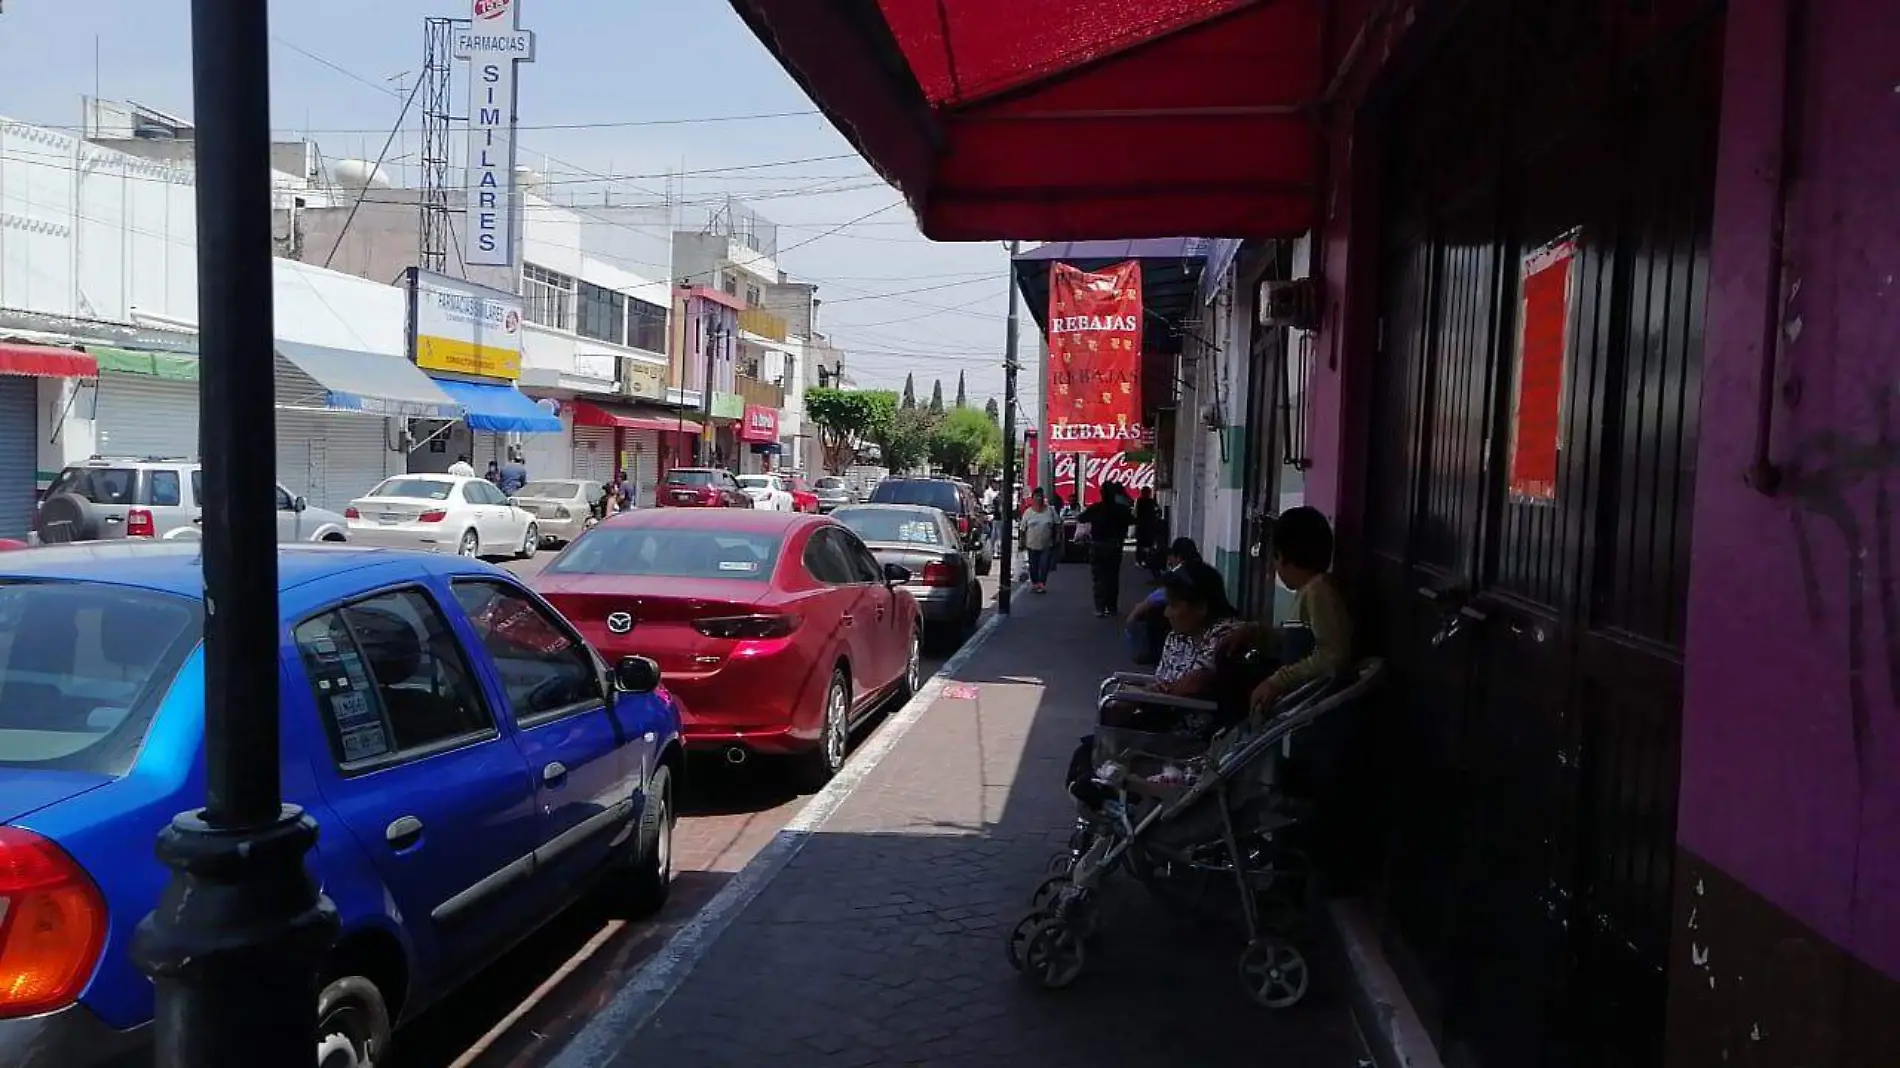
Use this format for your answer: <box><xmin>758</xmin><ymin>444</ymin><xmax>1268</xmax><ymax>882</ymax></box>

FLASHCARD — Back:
<box><xmin>998</xmin><ymin>240</ymin><xmax>1021</xmax><ymax>616</ymax></box>
<box><xmin>132</xmin><ymin>4</ymin><xmax>338</xmax><ymax>1065</ymax></box>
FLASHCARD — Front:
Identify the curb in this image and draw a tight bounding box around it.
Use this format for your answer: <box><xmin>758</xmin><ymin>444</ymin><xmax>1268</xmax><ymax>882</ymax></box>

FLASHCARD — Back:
<box><xmin>1328</xmin><ymin>898</ymin><xmax>1443</xmax><ymax>1068</ymax></box>
<box><xmin>546</xmin><ymin>608</ymin><xmax>1011</xmax><ymax>1068</ymax></box>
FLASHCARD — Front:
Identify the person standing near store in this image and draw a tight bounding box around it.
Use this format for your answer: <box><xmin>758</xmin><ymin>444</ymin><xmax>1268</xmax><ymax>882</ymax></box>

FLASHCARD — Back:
<box><xmin>498</xmin><ymin>449</ymin><xmax>528</xmax><ymax>496</ymax></box>
<box><xmin>1134</xmin><ymin>486</ymin><xmax>1162</xmax><ymax>576</ymax></box>
<box><xmin>484</xmin><ymin>460</ymin><xmax>502</xmax><ymax>486</ymax></box>
<box><xmin>1020</xmin><ymin>488</ymin><xmax>1059</xmax><ymax>593</ymax></box>
<box><xmin>1076</xmin><ymin>481</ymin><xmax>1135</xmax><ymax>617</ymax></box>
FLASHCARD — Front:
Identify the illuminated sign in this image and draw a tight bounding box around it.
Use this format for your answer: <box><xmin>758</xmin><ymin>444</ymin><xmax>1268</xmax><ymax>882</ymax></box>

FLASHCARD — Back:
<box><xmin>452</xmin><ymin>0</ymin><xmax>535</xmax><ymax>266</ymax></box>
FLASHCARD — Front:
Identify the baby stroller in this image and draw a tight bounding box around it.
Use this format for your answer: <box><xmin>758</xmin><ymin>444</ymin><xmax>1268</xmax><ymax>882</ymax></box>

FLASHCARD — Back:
<box><xmin>1006</xmin><ymin>658</ymin><xmax>1385</xmax><ymax>1009</ymax></box>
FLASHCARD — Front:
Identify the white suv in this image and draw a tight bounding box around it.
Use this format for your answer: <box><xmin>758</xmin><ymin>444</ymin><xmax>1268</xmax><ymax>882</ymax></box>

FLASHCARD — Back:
<box><xmin>35</xmin><ymin>457</ymin><xmax>350</xmax><ymax>544</ymax></box>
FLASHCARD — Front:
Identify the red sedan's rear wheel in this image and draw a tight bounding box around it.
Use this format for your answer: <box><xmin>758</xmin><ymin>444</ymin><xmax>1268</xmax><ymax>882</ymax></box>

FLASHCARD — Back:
<box><xmin>791</xmin><ymin>668</ymin><xmax>850</xmax><ymax>792</ymax></box>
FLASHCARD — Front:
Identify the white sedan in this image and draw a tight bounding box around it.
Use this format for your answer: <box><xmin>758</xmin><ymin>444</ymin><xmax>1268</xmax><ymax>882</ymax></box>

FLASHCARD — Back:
<box><xmin>344</xmin><ymin>474</ymin><xmax>540</xmax><ymax>559</ymax></box>
<box><xmin>736</xmin><ymin>474</ymin><xmax>796</xmax><ymax>512</ymax></box>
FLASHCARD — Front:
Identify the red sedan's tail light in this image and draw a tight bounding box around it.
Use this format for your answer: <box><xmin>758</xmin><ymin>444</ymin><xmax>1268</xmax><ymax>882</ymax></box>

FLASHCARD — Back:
<box><xmin>0</xmin><ymin>828</ymin><xmax>107</xmax><ymax>1018</ymax></box>
<box><xmin>344</xmin><ymin>506</ymin><xmax>361</xmax><ymax>519</ymax></box>
<box><xmin>693</xmin><ymin>614</ymin><xmax>801</xmax><ymax>640</ymax></box>
<box><xmin>956</xmin><ymin>515</ymin><xmax>971</xmax><ymax>535</ymax></box>
<box><xmin>125</xmin><ymin>509</ymin><xmax>156</xmax><ymax>539</ymax></box>
<box><xmin>701</xmin><ymin>487</ymin><xmax>722</xmax><ymax>507</ymax></box>
<box><xmin>920</xmin><ymin>562</ymin><xmax>959</xmax><ymax>587</ymax></box>
<box><xmin>417</xmin><ymin>510</ymin><xmax>448</xmax><ymax>523</ymax></box>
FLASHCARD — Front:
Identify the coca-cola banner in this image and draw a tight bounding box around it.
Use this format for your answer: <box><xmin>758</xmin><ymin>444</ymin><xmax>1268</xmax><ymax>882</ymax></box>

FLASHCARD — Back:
<box><xmin>1047</xmin><ymin>260</ymin><xmax>1143</xmax><ymax>456</ymax></box>
<box><xmin>1055</xmin><ymin>452</ymin><xmax>1155</xmax><ymax>507</ymax></box>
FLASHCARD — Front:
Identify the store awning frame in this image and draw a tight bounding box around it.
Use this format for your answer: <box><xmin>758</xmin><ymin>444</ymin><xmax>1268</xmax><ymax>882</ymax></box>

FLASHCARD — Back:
<box><xmin>430</xmin><ymin>377</ymin><xmax>564</xmax><ymax>434</ymax></box>
<box><xmin>0</xmin><ymin>340</ymin><xmax>99</xmax><ymax>379</ymax></box>
<box><xmin>727</xmin><ymin>0</ymin><xmax>1328</xmax><ymax>241</ymax></box>
<box><xmin>89</xmin><ymin>345</ymin><xmax>199</xmax><ymax>381</ymax></box>
<box><xmin>275</xmin><ymin>341</ymin><xmax>461</xmax><ymax>420</ymax></box>
<box><xmin>570</xmin><ymin>400</ymin><xmax>703</xmax><ymax>436</ymax></box>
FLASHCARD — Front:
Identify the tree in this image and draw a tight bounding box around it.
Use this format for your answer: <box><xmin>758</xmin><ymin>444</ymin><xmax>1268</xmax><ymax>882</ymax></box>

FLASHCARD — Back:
<box><xmin>900</xmin><ymin>373</ymin><xmax>916</xmax><ymax>410</ymax></box>
<box><xmin>983</xmin><ymin>397</ymin><xmax>1000</xmax><ymax>424</ymax></box>
<box><xmin>805</xmin><ymin>387</ymin><xmax>894</xmax><ymax>474</ymax></box>
<box><xmin>954</xmin><ymin>371</ymin><xmax>968</xmax><ymax>409</ymax></box>
<box><xmin>928</xmin><ymin>379</ymin><xmax>945</xmax><ymax>414</ymax></box>
<box><xmin>928</xmin><ymin>407</ymin><xmax>1003</xmax><ymax>478</ymax></box>
<box><xmin>878</xmin><ymin>406</ymin><xmax>937</xmax><ymax>473</ymax></box>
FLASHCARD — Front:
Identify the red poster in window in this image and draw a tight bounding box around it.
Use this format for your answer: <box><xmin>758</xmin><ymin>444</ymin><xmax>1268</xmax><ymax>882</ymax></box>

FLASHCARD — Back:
<box><xmin>1047</xmin><ymin>260</ymin><xmax>1144</xmax><ymax>457</ymax></box>
<box><xmin>1507</xmin><ymin>235</ymin><xmax>1579</xmax><ymax>504</ymax></box>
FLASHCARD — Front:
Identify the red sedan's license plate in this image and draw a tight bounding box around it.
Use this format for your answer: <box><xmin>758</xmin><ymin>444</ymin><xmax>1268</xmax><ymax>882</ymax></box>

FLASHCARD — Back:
<box><xmin>671</xmin><ymin>491</ymin><xmax>696</xmax><ymax>502</ymax></box>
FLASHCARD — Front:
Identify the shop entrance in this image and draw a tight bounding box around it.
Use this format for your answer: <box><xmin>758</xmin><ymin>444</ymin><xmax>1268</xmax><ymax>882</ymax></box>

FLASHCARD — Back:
<box><xmin>1361</xmin><ymin>3</ymin><xmax>1723</xmax><ymax>1065</ymax></box>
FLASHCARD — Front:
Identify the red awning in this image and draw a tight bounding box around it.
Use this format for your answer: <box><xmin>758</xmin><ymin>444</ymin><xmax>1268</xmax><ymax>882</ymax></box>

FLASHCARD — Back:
<box><xmin>571</xmin><ymin>400</ymin><xmax>702</xmax><ymax>435</ymax></box>
<box><xmin>0</xmin><ymin>341</ymin><xmax>98</xmax><ymax>379</ymax></box>
<box><xmin>728</xmin><ymin>0</ymin><xmax>1327</xmax><ymax>240</ymax></box>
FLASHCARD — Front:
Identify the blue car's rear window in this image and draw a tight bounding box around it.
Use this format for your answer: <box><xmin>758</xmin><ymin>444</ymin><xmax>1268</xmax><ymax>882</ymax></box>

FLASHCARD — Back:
<box><xmin>0</xmin><ymin>581</ymin><xmax>201</xmax><ymax>775</ymax></box>
<box><xmin>868</xmin><ymin>481</ymin><xmax>958</xmax><ymax>511</ymax></box>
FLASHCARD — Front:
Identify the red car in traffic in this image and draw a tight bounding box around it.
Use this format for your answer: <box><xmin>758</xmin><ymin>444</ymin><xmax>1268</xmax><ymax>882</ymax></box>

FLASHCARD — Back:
<box><xmin>534</xmin><ymin>509</ymin><xmax>923</xmax><ymax>788</ymax></box>
<box><xmin>655</xmin><ymin>467</ymin><xmax>753</xmax><ymax>508</ymax></box>
<box><xmin>783</xmin><ymin>473</ymin><xmax>820</xmax><ymax>514</ymax></box>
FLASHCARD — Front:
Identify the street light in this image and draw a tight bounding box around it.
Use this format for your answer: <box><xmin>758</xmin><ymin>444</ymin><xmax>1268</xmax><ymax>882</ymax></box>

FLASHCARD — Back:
<box><xmin>131</xmin><ymin>4</ymin><xmax>338</xmax><ymax>1065</ymax></box>
<box><xmin>999</xmin><ymin>240</ymin><xmax>1021</xmax><ymax>616</ymax></box>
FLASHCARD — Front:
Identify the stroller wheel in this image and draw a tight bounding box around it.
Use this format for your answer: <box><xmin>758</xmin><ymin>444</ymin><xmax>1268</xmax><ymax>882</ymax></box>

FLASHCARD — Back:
<box><xmin>1030</xmin><ymin>875</ymin><xmax>1070</xmax><ymax>912</ymax></box>
<box><xmin>1238</xmin><ymin>939</ymin><xmax>1311</xmax><ymax>1009</ymax></box>
<box><xmin>1005</xmin><ymin>911</ymin><xmax>1049</xmax><ymax>972</ymax></box>
<box><xmin>1020</xmin><ymin>919</ymin><xmax>1088</xmax><ymax>990</ymax></box>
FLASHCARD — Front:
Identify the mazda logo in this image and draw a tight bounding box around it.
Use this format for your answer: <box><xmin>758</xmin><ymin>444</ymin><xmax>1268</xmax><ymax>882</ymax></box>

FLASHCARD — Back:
<box><xmin>606</xmin><ymin>612</ymin><xmax>634</xmax><ymax>635</ymax></box>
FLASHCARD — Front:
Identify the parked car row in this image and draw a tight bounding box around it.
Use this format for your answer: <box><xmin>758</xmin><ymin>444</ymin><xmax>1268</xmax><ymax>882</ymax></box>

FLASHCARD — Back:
<box><xmin>0</xmin><ymin>494</ymin><xmax>993</xmax><ymax>1066</ymax></box>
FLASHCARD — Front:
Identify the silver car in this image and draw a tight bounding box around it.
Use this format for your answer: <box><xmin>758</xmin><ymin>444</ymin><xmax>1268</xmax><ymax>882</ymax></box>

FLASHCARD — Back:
<box><xmin>509</xmin><ymin>479</ymin><xmax>605</xmax><ymax>545</ymax></box>
<box><xmin>812</xmin><ymin>475</ymin><xmax>857</xmax><ymax>514</ymax></box>
<box><xmin>34</xmin><ymin>457</ymin><xmax>349</xmax><ymax>544</ymax></box>
<box><xmin>830</xmin><ymin>503</ymin><xmax>983</xmax><ymax>650</ymax></box>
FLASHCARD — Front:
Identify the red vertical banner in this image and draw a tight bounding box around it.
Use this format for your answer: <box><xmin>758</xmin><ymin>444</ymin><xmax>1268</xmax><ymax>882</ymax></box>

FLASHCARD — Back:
<box><xmin>1506</xmin><ymin>233</ymin><xmax>1579</xmax><ymax>504</ymax></box>
<box><xmin>1023</xmin><ymin>429</ymin><xmax>1040</xmax><ymax>493</ymax></box>
<box><xmin>1047</xmin><ymin>261</ymin><xmax>1144</xmax><ymax>456</ymax></box>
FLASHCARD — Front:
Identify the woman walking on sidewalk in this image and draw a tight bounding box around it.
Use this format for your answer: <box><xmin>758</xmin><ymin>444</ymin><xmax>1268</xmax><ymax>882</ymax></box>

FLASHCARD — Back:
<box><xmin>1076</xmin><ymin>482</ymin><xmax>1135</xmax><ymax>617</ymax></box>
<box><xmin>1020</xmin><ymin>488</ymin><xmax>1059</xmax><ymax>592</ymax></box>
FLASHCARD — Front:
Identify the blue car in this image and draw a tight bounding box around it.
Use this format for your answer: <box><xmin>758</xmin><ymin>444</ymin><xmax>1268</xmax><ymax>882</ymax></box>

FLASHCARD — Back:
<box><xmin>0</xmin><ymin>542</ymin><xmax>683</xmax><ymax>1067</ymax></box>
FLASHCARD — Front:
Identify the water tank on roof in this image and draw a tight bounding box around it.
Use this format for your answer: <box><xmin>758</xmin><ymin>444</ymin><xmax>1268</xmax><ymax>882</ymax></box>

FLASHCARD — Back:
<box><xmin>331</xmin><ymin>159</ymin><xmax>392</xmax><ymax>189</ymax></box>
<box><xmin>515</xmin><ymin>166</ymin><xmax>547</xmax><ymax>196</ymax></box>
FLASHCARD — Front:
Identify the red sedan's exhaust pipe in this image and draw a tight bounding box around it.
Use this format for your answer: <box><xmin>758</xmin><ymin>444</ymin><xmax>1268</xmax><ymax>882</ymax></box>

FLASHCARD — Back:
<box><xmin>724</xmin><ymin>746</ymin><xmax>748</xmax><ymax>766</ymax></box>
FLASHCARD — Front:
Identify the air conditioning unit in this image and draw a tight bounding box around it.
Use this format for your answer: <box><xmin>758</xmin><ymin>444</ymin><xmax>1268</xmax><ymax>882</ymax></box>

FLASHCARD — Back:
<box><xmin>1257</xmin><ymin>277</ymin><xmax>1320</xmax><ymax>331</ymax></box>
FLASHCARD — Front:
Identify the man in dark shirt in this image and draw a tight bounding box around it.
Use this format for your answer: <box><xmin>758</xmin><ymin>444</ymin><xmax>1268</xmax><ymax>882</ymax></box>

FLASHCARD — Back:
<box><xmin>1076</xmin><ymin>482</ymin><xmax>1135</xmax><ymax>617</ymax></box>
<box><xmin>497</xmin><ymin>450</ymin><xmax>529</xmax><ymax>496</ymax></box>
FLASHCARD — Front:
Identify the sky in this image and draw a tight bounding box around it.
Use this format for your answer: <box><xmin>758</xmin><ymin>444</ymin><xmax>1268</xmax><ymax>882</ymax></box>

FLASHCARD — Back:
<box><xmin>0</xmin><ymin>0</ymin><xmax>1038</xmax><ymax>423</ymax></box>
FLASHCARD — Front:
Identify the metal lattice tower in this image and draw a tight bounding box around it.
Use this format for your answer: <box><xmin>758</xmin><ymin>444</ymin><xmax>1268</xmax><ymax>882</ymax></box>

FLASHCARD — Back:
<box><xmin>419</xmin><ymin>17</ymin><xmax>458</xmax><ymax>274</ymax></box>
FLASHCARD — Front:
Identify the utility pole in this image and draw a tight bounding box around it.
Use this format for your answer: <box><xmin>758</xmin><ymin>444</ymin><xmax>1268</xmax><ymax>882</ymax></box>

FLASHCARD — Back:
<box><xmin>133</xmin><ymin>4</ymin><xmax>338</xmax><ymax>1066</ymax></box>
<box><xmin>701</xmin><ymin>314</ymin><xmax>726</xmax><ymax>466</ymax></box>
<box><xmin>999</xmin><ymin>240</ymin><xmax>1021</xmax><ymax>616</ymax></box>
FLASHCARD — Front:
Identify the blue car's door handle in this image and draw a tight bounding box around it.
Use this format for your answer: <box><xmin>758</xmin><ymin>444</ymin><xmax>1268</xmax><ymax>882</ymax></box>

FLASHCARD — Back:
<box><xmin>385</xmin><ymin>816</ymin><xmax>424</xmax><ymax>850</ymax></box>
<box><xmin>542</xmin><ymin>761</ymin><xmax>568</xmax><ymax>786</ymax></box>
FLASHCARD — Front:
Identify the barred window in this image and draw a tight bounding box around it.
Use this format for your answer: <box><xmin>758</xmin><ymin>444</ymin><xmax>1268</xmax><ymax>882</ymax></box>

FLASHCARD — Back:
<box><xmin>522</xmin><ymin>264</ymin><xmax>575</xmax><ymax>332</ymax></box>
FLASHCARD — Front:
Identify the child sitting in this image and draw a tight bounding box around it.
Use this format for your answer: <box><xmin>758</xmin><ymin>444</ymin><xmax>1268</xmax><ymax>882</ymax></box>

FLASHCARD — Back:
<box><xmin>1225</xmin><ymin>506</ymin><xmax>1353</xmax><ymax>717</ymax></box>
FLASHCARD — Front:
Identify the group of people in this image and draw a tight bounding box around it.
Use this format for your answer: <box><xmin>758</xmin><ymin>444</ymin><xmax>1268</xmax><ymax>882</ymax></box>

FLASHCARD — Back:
<box><xmin>447</xmin><ymin>451</ymin><xmax>529</xmax><ymax>494</ymax></box>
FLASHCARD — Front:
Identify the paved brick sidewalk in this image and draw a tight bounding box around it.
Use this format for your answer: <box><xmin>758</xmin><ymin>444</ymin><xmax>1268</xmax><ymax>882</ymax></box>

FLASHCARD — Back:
<box><xmin>603</xmin><ymin>565</ymin><xmax>1368</xmax><ymax>1067</ymax></box>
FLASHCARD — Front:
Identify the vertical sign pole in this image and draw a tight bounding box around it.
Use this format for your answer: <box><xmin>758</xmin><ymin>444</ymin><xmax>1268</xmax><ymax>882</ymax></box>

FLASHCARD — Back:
<box><xmin>999</xmin><ymin>241</ymin><xmax>1021</xmax><ymax>617</ymax></box>
<box><xmin>453</xmin><ymin>0</ymin><xmax>535</xmax><ymax>268</ymax></box>
<box><xmin>134</xmin><ymin>4</ymin><xmax>338</xmax><ymax>1065</ymax></box>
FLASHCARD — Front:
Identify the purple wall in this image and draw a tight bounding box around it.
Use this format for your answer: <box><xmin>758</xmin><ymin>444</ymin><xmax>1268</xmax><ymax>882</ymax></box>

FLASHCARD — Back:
<box><xmin>1678</xmin><ymin>0</ymin><xmax>1900</xmax><ymax>979</ymax></box>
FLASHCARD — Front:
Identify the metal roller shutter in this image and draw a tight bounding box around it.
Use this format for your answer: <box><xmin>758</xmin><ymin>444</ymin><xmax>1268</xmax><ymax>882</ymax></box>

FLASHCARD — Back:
<box><xmin>0</xmin><ymin>378</ymin><xmax>38</xmax><ymax>539</ymax></box>
<box><xmin>625</xmin><ymin>429</ymin><xmax>660</xmax><ymax>507</ymax></box>
<box><xmin>572</xmin><ymin>427</ymin><xmax>615</xmax><ymax>485</ymax></box>
<box><xmin>93</xmin><ymin>375</ymin><xmax>199</xmax><ymax>461</ymax></box>
<box><xmin>521</xmin><ymin>413</ymin><xmax>572</xmax><ymax>480</ymax></box>
<box><xmin>277</xmin><ymin>411</ymin><xmax>398</xmax><ymax>514</ymax></box>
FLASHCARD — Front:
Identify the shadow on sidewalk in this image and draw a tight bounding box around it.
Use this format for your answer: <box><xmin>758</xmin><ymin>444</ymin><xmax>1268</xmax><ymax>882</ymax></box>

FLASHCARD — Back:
<box><xmin>627</xmin><ymin>561</ymin><xmax>1369</xmax><ymax>1067</ymax></box>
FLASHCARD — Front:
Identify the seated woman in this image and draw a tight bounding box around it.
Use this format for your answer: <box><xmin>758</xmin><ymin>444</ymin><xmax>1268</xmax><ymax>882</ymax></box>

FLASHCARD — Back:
<box><xmin>1123</xmin><ymin>536</ymin><xmax>1202</xmax><ymax>664</ymax></box>
<box><xmin>1100</xmin><ymin>561</ymin><xmax>1247</xmax><ymax>738</ymax></box>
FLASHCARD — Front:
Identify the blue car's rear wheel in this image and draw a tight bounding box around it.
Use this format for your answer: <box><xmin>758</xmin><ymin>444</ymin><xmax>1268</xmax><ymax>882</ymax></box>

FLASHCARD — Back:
<box><xmin>316</xmin><ymin>974</ymin><xmax>390</xmax><ymax>1068</ymax></box>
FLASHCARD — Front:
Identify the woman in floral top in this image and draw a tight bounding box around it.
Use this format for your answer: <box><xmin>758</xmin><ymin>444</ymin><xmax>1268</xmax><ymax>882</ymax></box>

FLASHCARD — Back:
<box><xmin>1102</xmin><ymin>562</ymin><xmax>1245</xmax><ymax>737</ymax></box>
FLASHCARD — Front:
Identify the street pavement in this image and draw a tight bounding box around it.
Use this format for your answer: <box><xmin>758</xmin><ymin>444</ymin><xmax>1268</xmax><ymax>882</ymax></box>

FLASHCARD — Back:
<box><xmin>542</xmin><ymin>560</ymin><xmax>1371</xmax><ymax>1068</ymax></box>
<box><xmin>387</xmin><ymin>550</ymin><xmax>1002</xmax><ymax>1068</ymax></box>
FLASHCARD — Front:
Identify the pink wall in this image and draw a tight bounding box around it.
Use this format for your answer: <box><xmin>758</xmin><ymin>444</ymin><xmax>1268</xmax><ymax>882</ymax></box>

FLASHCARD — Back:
<box><xmin>1678</xmin><ymin>0</ymin><xmax>1900</xmax><ymax>977</ymax></box>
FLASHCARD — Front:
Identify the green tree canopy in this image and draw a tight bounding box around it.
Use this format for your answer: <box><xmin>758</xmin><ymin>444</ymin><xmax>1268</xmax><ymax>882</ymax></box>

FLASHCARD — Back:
<box><xmin>928</xmin><ymin>379</ymin><xmax>945</xmax><ymax>414</ymax></box>
<box><xmin>954</xmin><ymin>371</ymin><xmax>968</xmax><ymax>409</ymax></box>
<box><xmin>879</xmin><ymin>406</ymin><xmax>937</xmax><ymax>472</ymax></box>
<box><xmin>805</xmin><ymin>387</ymin><xmax>895</xmax><ymax>473</ymax></box>
<box><xmin>928</xmin><ymin>406</ymin><xmax>1003</xmax><ymax>477</ymax></box>
<box><xmin>983</xmin><ymin>396</ymin><xmax>1000</xmax><ymax>424</ymax></box>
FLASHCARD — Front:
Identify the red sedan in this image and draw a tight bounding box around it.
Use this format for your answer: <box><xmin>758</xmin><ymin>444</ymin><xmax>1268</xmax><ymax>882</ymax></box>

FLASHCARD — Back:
<box><xmin>783</xmin><ymin>473</ymin><xmax>820</xmax><ymax>514</ymax></box>
<box><xmin>534</xmin><ymin>508</ymin><xmax>923</xmax><ymax>788</ymax></box>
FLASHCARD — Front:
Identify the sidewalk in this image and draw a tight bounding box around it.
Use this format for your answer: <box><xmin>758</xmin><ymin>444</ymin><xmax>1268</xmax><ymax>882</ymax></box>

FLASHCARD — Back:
<box><xmin>558</xmin><ymin>562</ymin><xmax>1371</xmax><ymax>1068</ymax></box>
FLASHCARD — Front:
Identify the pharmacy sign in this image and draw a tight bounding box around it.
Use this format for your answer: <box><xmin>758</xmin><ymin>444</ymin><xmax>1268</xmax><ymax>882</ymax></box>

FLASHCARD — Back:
<box><xmin>453</xmin><ymin>0</ymin><xmax>535</xmax><ymax>266</ymax></box>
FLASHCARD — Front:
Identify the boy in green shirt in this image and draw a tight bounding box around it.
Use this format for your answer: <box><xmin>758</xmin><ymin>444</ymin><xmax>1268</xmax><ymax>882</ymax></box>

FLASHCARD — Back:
<box><xmin>1232</xmin><ymin>506</ymin><xmax>1353</xmax><ymax>714</ymax></box>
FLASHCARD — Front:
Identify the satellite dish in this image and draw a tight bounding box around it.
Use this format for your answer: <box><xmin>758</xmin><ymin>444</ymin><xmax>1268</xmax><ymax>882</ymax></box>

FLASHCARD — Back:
<box><xmin>534</xmin><ymin>397</ymin><xmax>560</xmax><ymax>415</ymax></box>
